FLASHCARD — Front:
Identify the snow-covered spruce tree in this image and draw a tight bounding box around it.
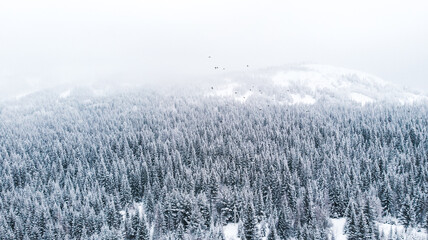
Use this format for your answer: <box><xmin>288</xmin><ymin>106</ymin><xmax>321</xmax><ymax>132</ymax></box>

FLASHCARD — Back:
<box><xmin>129</xmin><ymin>212</ymin><xmax>140</xmax><ymax>239</ymax></box>
<box><xmin>400</xmin><ymin>195</ymin><xmax>415</xmax><ymax>229</ymax></box>
<box><xmin>267</xmin><ymin>218</ymin><xmax>279</xmax><ymax>240</ymax></box>
<box><xmin>136</xmin><ymin>215</ymin><xmax>149</xmax><ymax>240</ymax></box>
<box><xmin>189</xmin><ymin>202</ymin><xmax>205</xmax><ymax>233</ymax></box>
<box><xmin>244</xmin><ymin>203</ymin><xmax>259</xmax><ymax>240</ymax></box>
<box><xmin>238</xmin><ymin>221</ymin><xmax>246</xmax><ymax>240</ymax></box>
<box><xmin>121</xmin><ymin>175</ymin><xmax>133</xmax><ymax>206</ymax></box>
<box><xmin>379</xmin><ymin>178</ymin><xmax>395</xmax><ymax>217</ymax></box>
<box><xmin>363</xmin><ymin>198</ymin><xmax>379</xmax><ymax>239</ymax></box>
<box><xmin>357</xmin><ymin>210</ymin><xmax>368</xmax><ymax>240</ymax></box>
<box><xmin>302</xmin><ymin>183</ymin><xmax>314</xmax><ymax>227</ymax></box>
<box><xmin>425</xmin><ymin>212</ymin><xmax>428</xmax><ymax>235</ymax></box>
<box><xmin>209</xmin><ymin>174</ymin><xmax>220</xmax><ymax>217</ymax></box>
<box><xmin>123</xmin><ymin>211</ymin><xmax>132</xmax><ymax>239</ymax></box>
<box><xmin>346</xmin><ymin>203</ymin><xmax>360</xmax><ymax>240</ymax></box>
<box><xmin>175</xmin><ymin>222</ymin><xmax>185</xmax><ymax>240</ymax></box>
<box><xmin>276</xmin><ymin>207</ymin><xmax>294</xmax><ymax>239</ymax></box>
<box><xmin>151</xmin><ymin>204</ymin><xmax>166</xmax><ymax>240</ymax></box>
<box><xmin>208</xmin><ymin>226</ymin><xmax>226</xmax><ymax>240</ymax></box>
<box><xmin>255</xmin><ymin>190</ymin><xmax>266</xmax><ymax>222</ymax></box>
<box><xmin>329</xmin><ymin>178</ymin><xmax>346</xmax><ymax>218</ymax></box>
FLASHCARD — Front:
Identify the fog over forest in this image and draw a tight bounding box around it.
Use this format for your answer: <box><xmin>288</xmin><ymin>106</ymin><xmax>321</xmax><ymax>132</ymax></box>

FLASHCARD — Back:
<box><xmin>1</xmin><ymin>0</ymin><xmax>428</xmax><ymax>99</ymax></box>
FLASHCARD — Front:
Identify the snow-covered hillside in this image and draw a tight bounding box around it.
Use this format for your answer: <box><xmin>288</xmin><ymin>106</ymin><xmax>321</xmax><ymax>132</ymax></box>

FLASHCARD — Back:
<box><xmin>6</xmin><ymin>64</ymin><xmax>426</xmax><ymax>107</ymax></box>
<box><xmin>204</xmin><ymin>64</ymin><xmax>428</xmax><ymax>105</ymax></box>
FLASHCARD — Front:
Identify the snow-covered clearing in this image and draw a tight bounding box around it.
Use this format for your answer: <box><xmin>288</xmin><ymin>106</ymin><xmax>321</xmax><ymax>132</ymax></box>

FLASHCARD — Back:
<box><xmin>223</xmin><ymin>221</ymin><xmax>270</xmax><ymax>240</ymax></box>
<box><xmin>378</xmin><ymin>221</ymin><xmax>427</xmax><ymax>240</ymax></box>
<box><xmin>329</xmin><ymin>218</ymin><xmax>427</xmax><ymax>240</ymax></box>
<box><xmin>223</xmin><ymin>218</ymin><xmax>428</xmax><ymax>240</ymax></box>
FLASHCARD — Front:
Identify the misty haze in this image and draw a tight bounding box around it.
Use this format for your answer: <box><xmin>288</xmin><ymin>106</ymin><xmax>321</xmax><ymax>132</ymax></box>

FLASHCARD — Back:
<box><xmin>0</xmin><ymin>1</ymin><xmax>427</xmax><ymax>240</ymax></box>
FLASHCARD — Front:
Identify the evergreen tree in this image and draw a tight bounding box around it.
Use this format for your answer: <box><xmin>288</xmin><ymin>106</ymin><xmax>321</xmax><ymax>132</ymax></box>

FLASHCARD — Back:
<box><xmin>358</xmin><ymin>210</ymin><xmax>368</xmax><ymax>240</ymax></box>
<box><xmin>425</xmin><ymin>213</ymin><xmax>428</xmax><ymax>235</ymax></box>
<box><xmin>121</xmin><ymin>176</ymin><xmax>133</xmax><ymax>206</ymax></box>
<box><xmin>346</xmin><ymin>203</ymin><xmax>359</xmax><ymax>240</ymax></box>
<box><xmin>380</xmin><ymin>179</ymin><xmax>395</xmax><ymax>216</ymax></box>
<box><xmin>130</xmin><ymin>212</ymin><xmax>140</xmax><ymax>239</ymax></box>
<box><xmin>238</xmin><ymin>222</ymin><xmax>246</xmax><ymax>240</ymax></box>
<box><xmin>176</xmin><ymin>222</ymin><xmax>185</xmax><ymax>240</ymax></box>
<box><xmin>244</xmin><ymin>203</ymin><xmax>259</xmax><ymax>240</ymax></box>
<box><xmin>302</xmin><ymin>184</ymin><xmax>314</xmax><ymax>226</ymax></box>
<box><xmin>136</xmin><ymin>215</ymin><xmax>149</xmax><ymax>240</ymax></box>
<box><xmin>276</xmin><ymin>207</ymin><xmax>293</xmax><ymax>239</ymax></box>
<box><xmin>399</xmin><ymin>195</ymin><xmax>415</xmax><ymax>229</ymax></box>
<box><xmin>152</xmin><ymin>205</ymin><xmax>166</xmax><ymax>240</ymax></box>
<box><xmin>208</xmin><ymin>226</ymin><xmax>226</xmax><ymax>240</ymax></box>
<box><xmin>363</xmin><ymin>199</ymin><xmax>378</xmax><ymax>239</ymax></box>
<box><xmin>267</xmin><ymin>223</ymin><xmax>277</xmax><ymax>240</ymax></box>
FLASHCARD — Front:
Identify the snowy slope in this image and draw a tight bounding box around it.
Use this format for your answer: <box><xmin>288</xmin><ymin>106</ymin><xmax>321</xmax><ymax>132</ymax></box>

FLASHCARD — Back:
<box><xmin>204</xmin><ymin>64</ymin><xmax>428</xmax><ymax>105</ymax></box>
<box><xmin>7</xmin><ymin>64</ymin><xmax>427</xmax><ymax>106</ymax></box>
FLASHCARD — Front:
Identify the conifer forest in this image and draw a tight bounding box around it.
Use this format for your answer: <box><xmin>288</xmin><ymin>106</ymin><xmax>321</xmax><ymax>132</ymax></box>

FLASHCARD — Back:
<box><xmin>0</xmin><ymin>91</ymin><xmax>427</xmax><ymax>239</ymax></box>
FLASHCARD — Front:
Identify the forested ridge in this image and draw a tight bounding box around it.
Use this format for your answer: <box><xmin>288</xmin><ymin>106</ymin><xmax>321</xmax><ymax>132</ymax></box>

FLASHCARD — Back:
<box><xmin>0</xmin><ymin>91</ymin><xmax>427</xmax><ymax>239</ymax></box>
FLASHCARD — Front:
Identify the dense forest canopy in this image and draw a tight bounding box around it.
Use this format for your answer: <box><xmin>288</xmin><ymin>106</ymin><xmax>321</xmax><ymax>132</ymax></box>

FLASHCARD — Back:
<box><xmin>0</xmin><ymin>91</ymin><xmax>427</xmax><ymax>239</ymax></box>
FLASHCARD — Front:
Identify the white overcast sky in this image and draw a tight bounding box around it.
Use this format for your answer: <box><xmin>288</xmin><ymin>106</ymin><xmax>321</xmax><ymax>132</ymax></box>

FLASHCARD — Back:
<box><xmin>1</xmin><ymin>0</ymin><xmax>428</xmax><ymax>99</ymax></box>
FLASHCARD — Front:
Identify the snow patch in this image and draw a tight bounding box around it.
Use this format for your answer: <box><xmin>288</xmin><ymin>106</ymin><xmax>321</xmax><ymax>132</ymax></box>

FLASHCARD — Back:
<box><xmin>305</xmin><ymin>64</ymin><xmax>389</xmax><ymax>88</ymax></box>
<box><xmin>272</xmin><ymin>70</ymin><xmax>333</xmax><ymax>92</ymax></box>
<box><xmin>92</xmin><ymin>88</ymin><xmax>107</xmax><ymax>97</ymax></box>
<box><xmin>272</xmin><ymin>72</ymin><xmax>291</xmax><ymax>88</ymax></box>
<box><xmin>208</xmin><ymin>82</ymin><xmax>239</xmax><ymax>97</ymax></box>
<box><xmin>223</xmin><ymin>223</ymin><xmax>239</xmax><ymax>240</ymax></box>
<box><xmin>223</xmin><ymin>222</ymin><xmax>270</xmax><ymax>240</ymax></box>
<box><xmin>399</xmin><ymin>93</ymin><xmax>428</xmax><ymax>105</ymax></box>
<box><xmin>206</xmin><ymin>82</ymin><xmax>254</xmax><ymax>103</ymax></box>
<box><xmin>59</xmin><ymin>89</ymin><xmax>71</xmax><ymax>99</ymax></box>
<box><xmin>119</xmin><ymin>202</ymin><xmax>145</xmax><ymax>220</ymax></box>
<box><xmin>15</xmin><ymin>90</ymin><xmax>37</xmax><ymax>100</ymax></box>
<box><xmin>330</xmin><ymin>218</ymin><xmax>347</xmax><ymax>240</ymax></box>
<box><xmin>290</xmin><ymin>94</ymin><xmax>316</xmax><ymax>105</ymax></box>
<box><xmin>378</xmin><ymin>221</ymin><xmax>427</xmax><ymax>240</ymax></box>
<box><xmin>349</xmin><ymin>92</ymin><xmax>374</xmax><ymax>106</ymax></box>
<box><xmin>236</xmin><ymin>91</ymin><xmax>253</xmax><ymax>103</ymax></box>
